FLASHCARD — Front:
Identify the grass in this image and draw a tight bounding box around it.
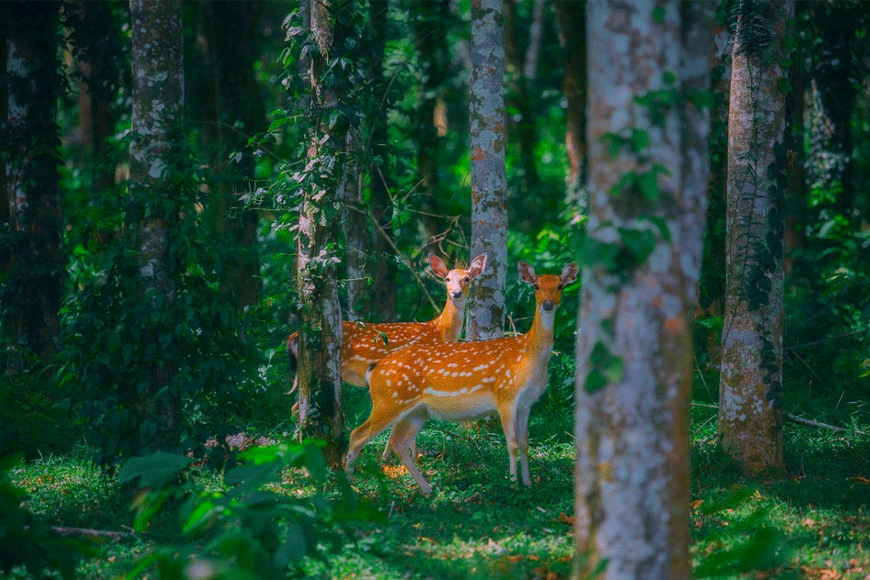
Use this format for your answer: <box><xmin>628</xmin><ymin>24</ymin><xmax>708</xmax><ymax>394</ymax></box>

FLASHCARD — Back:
<box><xmin>3</xmin><ymin>396</ymin><xmax>869</xmax><ymax>580</ymax></box>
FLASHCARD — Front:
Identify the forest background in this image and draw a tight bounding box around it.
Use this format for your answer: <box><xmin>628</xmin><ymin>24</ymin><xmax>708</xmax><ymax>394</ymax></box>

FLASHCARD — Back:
<box><xmin>1</xmin><ymin>0</ymin><xmax>869</xmax><ymax>579</ymax></box>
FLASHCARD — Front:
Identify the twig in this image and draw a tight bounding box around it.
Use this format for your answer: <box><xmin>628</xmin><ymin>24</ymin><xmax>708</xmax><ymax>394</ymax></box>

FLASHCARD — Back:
<box><xmin>367</xmin><ymin>208</ymin><xmax>438</xmax><ymax>311</ymax></box>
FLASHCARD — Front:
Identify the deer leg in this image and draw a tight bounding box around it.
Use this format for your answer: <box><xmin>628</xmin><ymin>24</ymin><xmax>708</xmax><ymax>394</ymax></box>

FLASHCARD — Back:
<box><xmin>389</xmin><ymin>410</ymin><xmax>431</xmax><ymax>495</ymax></box>
<box><xmin>515</xmin><ymin>405</ymin><xmax>532</xmax><ymax>486</ymax></box>
<box><xmin>497</xmin><ymin>404</ymin><xmax>519</xmax><ymax>482</ymax></box>
<box><xmin>346</xmin><ymin>406</ymin><xmax>407</xmax><ymax>480</ymax></box>
<box><xmin>381</xmin><ymin>425</ymin><xmax>418</xmax><ymax>464</ymax></box>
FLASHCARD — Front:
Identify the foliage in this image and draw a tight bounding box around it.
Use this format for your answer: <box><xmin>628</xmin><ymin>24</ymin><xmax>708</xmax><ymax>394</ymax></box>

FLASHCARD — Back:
<box><xmin>57</xmin><ymin>130</ymin><xmax>262</xmax><ymax>468</ymax></box>
<box><xmin>0</xmin><ymin>455</ymin><xmax>88</xmax><ymax>580</ymax></box>
<box><xmin>121</xmin><ymin>441</ymin><xmax>379</xmax><ymax>580</ymax></box>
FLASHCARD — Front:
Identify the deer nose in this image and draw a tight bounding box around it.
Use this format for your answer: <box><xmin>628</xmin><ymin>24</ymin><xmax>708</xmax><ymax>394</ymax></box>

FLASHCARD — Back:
<box><xmin>542</xmin><ymin>301</ymin><xmax>554</xmax><ymax>311</ymax></box>
<box><xmin>452</xmin><ymin>290</ymin><xmax>463</xmax><ymax>298</ymax></box>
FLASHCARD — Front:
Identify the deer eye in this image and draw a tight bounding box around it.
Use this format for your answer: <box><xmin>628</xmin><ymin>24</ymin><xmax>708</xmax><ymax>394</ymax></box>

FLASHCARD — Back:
<box><xmin>558</xmin><ymin>284</ymin><xmax>564</xmax><ymax>290</ymax></box>
<box><xmin>533</xmin><ymin>284</ymin><xmax>540</xmax><ymax>290</ymax></box>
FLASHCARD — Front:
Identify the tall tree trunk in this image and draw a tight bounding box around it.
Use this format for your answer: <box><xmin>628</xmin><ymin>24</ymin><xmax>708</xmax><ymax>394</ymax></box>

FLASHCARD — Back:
<box><xmin>412</xmin><ymin>0</ymin><xmax>451</xmax><ymax>246</ymax></box>
<box><xmin>341</xmin><ymin>129</ymin><xmax>365</xmax><ymax>321</ymax></box>
<box><xmin>696</xmin><ymin>13</ymin><xmax>734</xmax><ymax>371</ymax></box>
<box><xmin>69</xmin><ymin>0</ymin><xmax>121</xmax><ymax>192</ymax></box>
<box><xmin>294</xmin><ymin>0</ymin><xmax>348</xmax><ymax>466</ymax></box>
<box><xmin>807</xmin><ymin>1</ymin><xmax>859</xmax><ymax>222</ymax></box>
<box><xmin>573</xmin><ymin>2</ymin><xmax>712</xmax><ymax>578</ymax></box>
<box><xmin>129</xmin><ymin>0</ymin><xmax>184</xmax><ymax>450</ymax></box>
<box><xmin>467</xmin><ymin>0</ymin><xmax>507</xmax><ymax>341</ymax></box>
<box><xmin>504</xmin><ymin>0</ymin><xmax>541</xmax><ymax>193</ymax></box>
<box><xmin>366</xmin><ymin>0</ymin><xmax>396</xmax><ymax>322</ymax></box>
<box><xmin>719</xmin><ymin>0</ymin><xmax>793</xmax><ymax>476</ymax></box>
<box><xmin>2</xmin><ymin>0</ymin><xmax>65</xmax><ymax>365</ymax></box>
<box><xmin>554</xmin><ymin>0</ymin><xmax>587</xmax><ymax>198</ymax></box>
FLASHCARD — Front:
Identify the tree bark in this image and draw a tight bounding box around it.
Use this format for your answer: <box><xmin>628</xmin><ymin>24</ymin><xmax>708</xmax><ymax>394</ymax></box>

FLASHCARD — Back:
<box><xmin>2</xmin><ymin>0</ymin><xmax>65</xmax><ymax>364</ymax></box>
<box><xmin>129</xmin><ymin>0</ymin><xmax>184</xmax><ymax>449</ymax></box>
<box><xmin>294</xmin><ymin>0</ymin><xmax>348</xmax><ymax>467</ymax></box>
<box><xmin>573</xmin><ymin>2</ymin><xmax>712</xmax><ymax>578</ymax></box>
<box><xmin>719</xmin><ymin>0</ymin><xmax>793</xmax><ymax>476</ymax></box>
<box><xmin>468</xmin><ymin>0</ymin><xmax>507</xmax><ymax>341</ymax></box>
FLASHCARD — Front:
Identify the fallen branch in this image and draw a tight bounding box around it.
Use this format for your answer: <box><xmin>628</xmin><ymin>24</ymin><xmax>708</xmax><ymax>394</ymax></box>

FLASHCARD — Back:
<box><xmin>691</xmin><ymin>403</ymin><xmax>861</xmax><ymax>434</ymax></box>
<box><xmin>783</xmin><ymin>414</ymin><xmax>850</xmax><ymax>433</ymax></box>
<box><xmin>50</xmin><ymin>526</ymin><xmax>131</xmax><ymax>542</ymax></box>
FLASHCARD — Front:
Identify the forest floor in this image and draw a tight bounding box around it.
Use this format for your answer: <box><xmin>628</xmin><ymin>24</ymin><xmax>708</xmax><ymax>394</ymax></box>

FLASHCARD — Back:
<box><xmin>5</xmin><ymin>395</ymin><xmax>870</xmax><ymax>580</ymax></box>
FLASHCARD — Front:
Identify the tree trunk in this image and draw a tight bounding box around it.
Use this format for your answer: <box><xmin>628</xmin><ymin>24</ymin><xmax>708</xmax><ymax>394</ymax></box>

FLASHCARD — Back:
<box><xmin>412</xmin><ymin>0</ymin><xmax>451</xmax><ymax>247</ymax></box>
<box><xmin>294</xmin><ymin>0</ymin><xmax>349</xmax><ymax>467</ymax></box>
<box><xmin>719</xmin><ymin>0</ymin><xmax>793</xmax><ymax>476</ymax></box>
<box><xmin>467</xmin><ymin>0</ymin><xmax>507</xmax><ymax>341</ymax></box>
<box><xmin>504</xmin><ymin>0</ymin><xmax>541</xmax><ymax>193</ymax></box>
<box><xmin>554</xmin><ymin>0</ymin><xmax>587</xmax><ymax>197</ymax></box>
<box><xmin>2</xmin><ymin>0</ymin><xmax>65</xmax><ymax>364</ymax></box>
<box><xmin>129</xmin><ymin>0</ymin><xmax>184</xmax><ymax>450</ymax></box>
<box><xmin>573</xmin><ymin>2</ymin><xmax>712</xmax><ymax>578</ymax></box>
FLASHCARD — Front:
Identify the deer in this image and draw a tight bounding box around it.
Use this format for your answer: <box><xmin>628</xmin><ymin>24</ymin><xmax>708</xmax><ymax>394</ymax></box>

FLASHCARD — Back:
<box><xmin>345</xmin><ymin>260</ymin><xmax>579</xmax><ymax>495</ymax></box>
<box><xmin>287</xmin><ymin>253</ymin><xmax>488</xmax><ymax>391</ymax></box>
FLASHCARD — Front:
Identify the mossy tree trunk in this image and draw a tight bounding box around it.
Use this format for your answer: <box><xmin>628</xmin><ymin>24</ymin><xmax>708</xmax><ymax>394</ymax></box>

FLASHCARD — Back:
<box><xmin>129</xmin><ymin>0</ymin><xmax>184</xmax><ymax>450</ymax></box>
<box><xmin>573</xmin><ymin>2</ymin><xmax>712</xmax><ymax>578</ymax></box>
<box><xmin>294</xmin><ymin>0</ymin><xmax>350</xmax><ymax>467</ymax></box>
<box><xmin>719</xmin><ymin>0</ymin><xmax>793</xmax><ymax>476</ymax></box>
<box><xmin>468</xmin><ymin>0</ymin><xmax>507</xmax><ymax>341</ymax></box>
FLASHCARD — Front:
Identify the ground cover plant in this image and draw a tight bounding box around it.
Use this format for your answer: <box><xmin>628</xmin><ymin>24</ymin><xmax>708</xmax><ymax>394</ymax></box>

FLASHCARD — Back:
<box><xmin>3</xmin><ymin>383</ymin><xmax>868</xmax><ymax>580</ymax></box>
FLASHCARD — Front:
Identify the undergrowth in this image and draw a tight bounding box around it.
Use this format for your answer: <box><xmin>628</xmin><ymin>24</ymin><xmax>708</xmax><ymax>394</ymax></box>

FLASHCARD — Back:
<box><xmin>3</xmin><ymin>399</ymin><xmax>869</xmax><ymax>580</ymax></box>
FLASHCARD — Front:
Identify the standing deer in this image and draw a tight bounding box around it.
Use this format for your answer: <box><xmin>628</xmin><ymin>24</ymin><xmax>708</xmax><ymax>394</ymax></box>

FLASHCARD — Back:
<box><xmin>287</xmin><ymin>253</ymin><xmax>488</xmax><ymax>389</ymax></box>
<box><xmin>345</xmin><ymin>260</ymin><xmax>578</xmax><ymax>495</ymax></box>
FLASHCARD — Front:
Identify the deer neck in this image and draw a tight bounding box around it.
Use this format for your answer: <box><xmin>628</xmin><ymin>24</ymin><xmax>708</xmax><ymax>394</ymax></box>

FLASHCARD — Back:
<box><xmin>524</xmin><ymin>303</ymin><xmax>556</xmax><ymax>361</ymax></box>
<box><xmin>433</xmin><ymin>296</ymin><xmax>464</xmax><ymax>342</ymax></box>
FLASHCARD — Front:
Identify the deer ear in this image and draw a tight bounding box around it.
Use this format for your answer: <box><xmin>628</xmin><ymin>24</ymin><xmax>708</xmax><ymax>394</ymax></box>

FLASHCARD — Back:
<box><xmin>429</xmin><ymin>254</ymin><xmax>448</xmax><ymax>279</ymax></box>
<box><xmin>561</xmin><ymin>263</ymin><xmax>579</xmax><ymax>285</ymax></box>
<box><xmin>468</xmin><ymin>253</ymin><xmax>487</xmax><ymax>278</ymax></box>
<box><xmin>518</xmin><ymin>261</ymin><xmax>537</xmax><ymax>285</ymax></box>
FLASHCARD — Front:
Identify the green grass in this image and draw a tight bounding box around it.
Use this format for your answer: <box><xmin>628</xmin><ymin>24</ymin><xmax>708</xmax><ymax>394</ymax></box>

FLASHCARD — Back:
<box><xmin>4</xmin><ymin>402</ymin><xmax>869</xmax><ymax>580</ymax></box>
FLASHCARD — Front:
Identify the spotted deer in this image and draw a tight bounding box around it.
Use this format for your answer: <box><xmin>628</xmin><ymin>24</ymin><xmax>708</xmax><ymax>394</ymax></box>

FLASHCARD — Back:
<box><xmin>345</xmin><ymin>261</ymin><xmax>578</xmax><ymax>495</ymax></box>
<box><xmin>287</xmin><ymin>253</ymin><xmax>488</xmax><ymax>390</ymax></box>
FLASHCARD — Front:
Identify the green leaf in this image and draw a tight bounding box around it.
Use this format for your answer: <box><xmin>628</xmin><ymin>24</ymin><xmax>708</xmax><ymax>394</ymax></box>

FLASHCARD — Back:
<box><xmin>630</xmin><ymin>128</ymin><xmax>649</xmax><ymax>152</ymax></box>
<box><xmin>181</xmin><ymin>499</ymin><xmax>219</xmax><ymax>535</ymax></box>
<box><xmin>584</xmin><ymin>369</ymin><xmax>607</xmax><ymax>393</ymax></box>
<box><xmin>619</xmin><ymin>228</ymin><xmax>658</xmax><ymax>265</ymax></box>
<box><xmin>602</xmin><ymin>353</ymin><xmax>625</xmax><ymax>384</ymax></box>
<box><xmin>638</xmin><ymin>172</ymin><xmax>660</xmax><ymax>201</ymax></box>
<box><xmin>652</xmin><ymin>5</ymin><xmax>666</xmax><ymax>23</ymax></box>
<box><xmin>118</xmin><ymin>452</ymin><xmax>191</xmax><ymax>487</ymax></box>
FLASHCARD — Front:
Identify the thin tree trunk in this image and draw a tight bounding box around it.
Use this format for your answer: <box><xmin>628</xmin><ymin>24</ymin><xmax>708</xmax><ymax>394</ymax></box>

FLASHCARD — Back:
<box><xmin>412</xmin><ymin>0</ymin><xmax>450</xmax><ymax>246</ymax></box>
<box><xmin>554</xmin><ymin>0</ymin><xmax>586</xmax><ymax>194</ymax></box>
<box><xmin>468</xmin><ymin>0</ymin><xmax>507</xmax><ymax>341</ymax></box>
<box><xmin>504</xmin><ymin>0</ymin><xmax>540</xmax><ymax>192</ymax></box>
<box><xmin>573</xmin><ymin>2</ymin><xmax>712</xmax><ymax>578</ymax></box>
<box><xmin>129</xmin><ymin>0</ymin><xmax>184</xmax><ymax>449</ymax></box>
<box><xmin>367</xmin><ymin>0</ymin><xmax>396</xmax><ymax>322</ymax></box>
<box><xmin>719</xmin><ymin>0</ymin><xmax>793</xmax><ymax>476</ymax></box>
<box><xmin>3</xmin><ymin>0</ymin><xmax>65</xmax><ymax>363</ymax></box>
